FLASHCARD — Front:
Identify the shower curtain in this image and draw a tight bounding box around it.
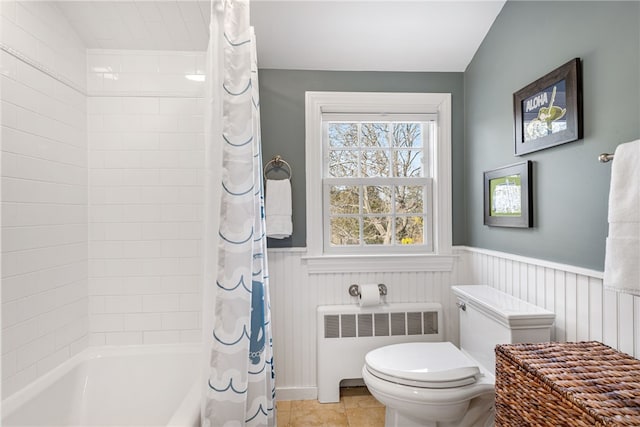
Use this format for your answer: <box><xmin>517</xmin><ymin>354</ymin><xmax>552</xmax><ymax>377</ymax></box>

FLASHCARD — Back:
<box><xmin>202</xmin><ymin>0</ymin><xmax>275</xmax><ymax>426</ymax></box>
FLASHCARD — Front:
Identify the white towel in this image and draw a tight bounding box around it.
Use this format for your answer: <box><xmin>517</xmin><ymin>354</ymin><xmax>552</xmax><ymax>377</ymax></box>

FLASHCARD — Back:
<box><xmin>265</xmin><ymin>179</ymin><xmax>292</xmax><ymax>239</ymax></box>
<box><xmin>603</xmin><ymin>140</ymin><xmax>640</xmax><ymax>296</ymax></box>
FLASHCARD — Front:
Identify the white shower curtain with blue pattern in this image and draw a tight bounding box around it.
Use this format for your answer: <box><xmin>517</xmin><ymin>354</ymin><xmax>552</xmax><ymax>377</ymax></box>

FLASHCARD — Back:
<box><xmin>202</xmin><ymin>0</ymin><xmax>275</xmax><ymax>425</ymax></box>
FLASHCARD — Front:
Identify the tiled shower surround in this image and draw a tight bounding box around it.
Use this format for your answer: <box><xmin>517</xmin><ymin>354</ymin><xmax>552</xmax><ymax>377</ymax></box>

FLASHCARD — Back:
<box><xmin>86</xmin><ymin>50</ymin><xmax>205</xmax><ymax>347</ymax></box>
<box><xmin>1</xmin><ymin>0</ymin><xmax>206</xmax><ymax>396</ymax></box>
<box><xmin>1</xmin><ymin>0</ymin><xmax>89</xmax><ymax>399</ymax></box>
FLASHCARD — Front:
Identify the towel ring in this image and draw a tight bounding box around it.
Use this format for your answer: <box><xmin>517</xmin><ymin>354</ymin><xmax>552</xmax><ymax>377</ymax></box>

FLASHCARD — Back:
<box><xmin>264</xmin><ymin>155</ymin><xmax>292</xmax><ymax>180</ymax></box>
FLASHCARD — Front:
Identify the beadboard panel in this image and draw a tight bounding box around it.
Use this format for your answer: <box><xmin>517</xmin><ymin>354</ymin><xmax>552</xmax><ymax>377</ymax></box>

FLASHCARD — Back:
<box><xmin>269</xmin><ymin>246</ymin><xmax>638</xmax><ymax>399</ymax></box>
<box><xmin>463</xmin><ymin>247</ymin><xmax>638</xmax><ymax>359</ymax></box>
<box><xmin>267</xmin><ymin>248</ymin><xmax>467</xmax><ymax>399</ymax></box>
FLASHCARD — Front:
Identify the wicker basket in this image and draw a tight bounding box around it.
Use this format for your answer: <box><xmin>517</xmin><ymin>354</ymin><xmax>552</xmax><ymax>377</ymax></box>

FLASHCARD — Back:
<box><xmin>495</xmin><ymin>341</ymin><xmax>640</xmax><ymax>426</ymax></box>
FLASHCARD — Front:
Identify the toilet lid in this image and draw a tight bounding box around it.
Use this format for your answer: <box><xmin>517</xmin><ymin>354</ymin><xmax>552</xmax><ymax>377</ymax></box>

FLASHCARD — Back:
<box><xmin>365</xmin><ymin>342</ymin><xmax>481</xmax><ymax>388</ymax></box>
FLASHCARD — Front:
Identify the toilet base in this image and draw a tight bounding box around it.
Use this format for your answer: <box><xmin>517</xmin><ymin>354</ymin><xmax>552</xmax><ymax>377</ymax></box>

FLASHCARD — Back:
<box><xmin>382</xmin><ymin>393</ymin><xmax>495</xmax><ymax>427</ymax></box>
<box><xmin>386</xmin><ymin>408</ymin><xmax>436</xmax><ymax>427</ymax></box>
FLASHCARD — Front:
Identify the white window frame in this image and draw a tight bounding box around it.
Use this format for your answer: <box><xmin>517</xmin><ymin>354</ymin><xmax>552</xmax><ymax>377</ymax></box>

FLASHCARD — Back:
<box><xmin>304</xmin><ymin>92</ymin><xmax>454</xmax><ymax>273</ymax></box>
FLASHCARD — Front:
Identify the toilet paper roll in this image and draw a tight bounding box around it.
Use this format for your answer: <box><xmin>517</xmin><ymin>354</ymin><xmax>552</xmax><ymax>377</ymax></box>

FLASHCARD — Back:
<box><xmin>358</xmin><ymin>284</ymin><xmax>381</xmax><ymax>307</ymax></box>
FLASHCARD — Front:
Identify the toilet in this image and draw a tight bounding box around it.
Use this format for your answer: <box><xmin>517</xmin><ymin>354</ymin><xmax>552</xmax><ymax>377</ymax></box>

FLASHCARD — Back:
<box><xmin>362</xmin><ymin>285</ymin><xmax>555</xmax><ymax>427</ymax></box>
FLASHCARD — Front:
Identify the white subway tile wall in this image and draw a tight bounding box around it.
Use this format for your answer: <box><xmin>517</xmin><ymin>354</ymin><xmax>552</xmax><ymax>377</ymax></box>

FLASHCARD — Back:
<box><xmin>87</xmin><ymin>50</ymin><xmax>205</xmax><ymax>97</ymax></box>
<box><xmin>0</xmin><ymin>1</ymin><xmax>87</xmax><ymax>89</ymax></box>
<box><xmin>1</xmin><ymin>2</ymin><xmax>88</xmax><ymax>398</ymax></box>
<box><xmin>86</xmin><ymin>50</ymin><xmax>205</xmax><ymax>347</ymax></box>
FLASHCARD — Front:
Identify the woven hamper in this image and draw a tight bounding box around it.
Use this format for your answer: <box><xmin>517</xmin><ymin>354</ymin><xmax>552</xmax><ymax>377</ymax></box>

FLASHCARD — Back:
<box><xmin>495</xmin><ymin>341</ymin><xmax>640</xmax><ymax>426</ymax></box>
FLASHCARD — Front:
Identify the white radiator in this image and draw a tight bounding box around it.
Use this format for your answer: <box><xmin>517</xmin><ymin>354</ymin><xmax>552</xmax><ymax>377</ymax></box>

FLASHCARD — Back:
<box><xmin>316</xmin><ymin>302</ymin><xmax>443</xmax><ymax>403</ymax></box>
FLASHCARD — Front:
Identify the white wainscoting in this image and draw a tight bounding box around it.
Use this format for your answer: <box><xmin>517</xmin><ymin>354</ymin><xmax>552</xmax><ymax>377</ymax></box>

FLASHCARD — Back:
<box><xmin>462</xmin><ymin>246</ymin><xmax>639</xmax><ymax>359</ymax></box>
<box><xmin>268</xmin><ymin>246</ymin><xmax>639</xmax><ymax>400</ymax></box>
<box><xmin>267</xmin><ymin>248</ymin><xmax>468</xmax><ymax>400</ymax></box>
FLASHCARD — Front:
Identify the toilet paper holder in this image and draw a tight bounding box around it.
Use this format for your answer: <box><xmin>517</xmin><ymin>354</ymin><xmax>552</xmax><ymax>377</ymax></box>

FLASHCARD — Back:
<box><xmin>348</xmin><ymin>283</ymin><xmax>388</xmax><ymax>297</ymax></box>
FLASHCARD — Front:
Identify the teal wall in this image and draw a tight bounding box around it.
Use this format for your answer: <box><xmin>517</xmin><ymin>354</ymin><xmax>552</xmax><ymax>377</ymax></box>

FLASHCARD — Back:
<box><xmin>258</xmin><ymin>2</ymin><xmax>639</xmax><ymax>270</ymax></box>
<box><xmin>259</xmin><ymin>70</ymin><xmax>465</xmax><ymax>248</ymax></box>
<box><xmin>464</xmin><ymin>1</ymin><xmax>640</xmax><ymax>270</ymax></box>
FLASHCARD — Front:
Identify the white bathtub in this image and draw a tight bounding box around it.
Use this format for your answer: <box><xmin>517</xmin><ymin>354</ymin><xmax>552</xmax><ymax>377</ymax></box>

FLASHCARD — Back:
<box><xmin>1</xmin><ymin>344</ymin><xmax>202</xmax><ymax>427</ymax></box>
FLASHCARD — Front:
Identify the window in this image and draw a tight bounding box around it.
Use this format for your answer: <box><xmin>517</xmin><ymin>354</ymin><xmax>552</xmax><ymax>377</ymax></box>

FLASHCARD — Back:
<box><xmin>305</xmin><ymin>92</ymin><xmax>453</xmax><ymax>273</ymax></box>
<box><xmin>323</xmin><ymin>115</ymin><xmax>435</xmax><ymax>253</ymax></box>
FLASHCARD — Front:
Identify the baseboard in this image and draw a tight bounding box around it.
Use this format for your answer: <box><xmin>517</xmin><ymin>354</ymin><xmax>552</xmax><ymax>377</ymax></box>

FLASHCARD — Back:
<box><xmin>275</xmin><ymin>387</ymin><xmax>317</xmax><ymax>401</ymax></box>
<box><xmin>275</xmin><ymin>382</ymin><xmax>367</xmax><ymax>401</ymax></box>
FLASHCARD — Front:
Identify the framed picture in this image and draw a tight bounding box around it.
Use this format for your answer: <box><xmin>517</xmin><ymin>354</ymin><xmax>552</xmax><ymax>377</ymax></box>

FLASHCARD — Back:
<box><xmin>514</xmin><ymin>58</ymin><xmax>583</xmax><ymax>156</ymax></box>
<box><xmin>484</xmin><ymin>161</ymin><xmax>533</xmax><ymax>228</ymax></box>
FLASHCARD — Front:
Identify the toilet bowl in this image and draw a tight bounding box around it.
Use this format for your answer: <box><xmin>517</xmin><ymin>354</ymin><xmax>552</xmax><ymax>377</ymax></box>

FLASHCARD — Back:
<box><xmin>362</xmin><ymin>342</ymin><xmax>495</xmax><ymax>427</ymax></box>
<box><xmin>362</xmin><ymin>285</ymin><xmax>556</xmax><ymax>427</ymax></box>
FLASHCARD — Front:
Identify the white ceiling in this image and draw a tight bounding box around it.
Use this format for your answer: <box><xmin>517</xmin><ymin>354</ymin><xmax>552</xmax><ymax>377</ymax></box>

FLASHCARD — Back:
<box><xmin>55</xmin><ymin>0</ymin><xmax>506</xmax><ymax>72</ymax></box>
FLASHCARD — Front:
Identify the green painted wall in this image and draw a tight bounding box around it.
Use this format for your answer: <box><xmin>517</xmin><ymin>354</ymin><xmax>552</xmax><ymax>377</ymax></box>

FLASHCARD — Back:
<box><xmin>259</xmin><ymin>70</ymin><xmax>465</xmax><ymax>248</ymax></box>
<box><xmin>464</xmin><ymin>1</ymin><xmax>640</xmax><ymax>270</ymax></box>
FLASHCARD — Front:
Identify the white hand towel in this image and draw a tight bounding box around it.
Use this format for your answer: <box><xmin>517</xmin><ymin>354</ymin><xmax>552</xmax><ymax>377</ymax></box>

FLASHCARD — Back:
<box><xmin>604</xmin><ymin>140</ymin><xmax>640</xmax><ymax>296</ymax></box>
<box><xmin>265</xmin><ymin>179</ymin><xmax>292</xmax><ymax>239</ymax></box>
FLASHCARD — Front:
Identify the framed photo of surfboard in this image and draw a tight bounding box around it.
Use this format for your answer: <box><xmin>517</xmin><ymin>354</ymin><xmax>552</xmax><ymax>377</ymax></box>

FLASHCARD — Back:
<box><xmin>513</xmin><ymin>58</ymin><xmax>583</xmax><ymax>156</ymax></box>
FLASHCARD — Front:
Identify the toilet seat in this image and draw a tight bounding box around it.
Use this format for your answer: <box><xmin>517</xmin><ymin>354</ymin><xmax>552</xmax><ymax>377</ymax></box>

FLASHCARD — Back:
<box><xmin>365</xmin><ymin>342</ymin><xmax>481</xmax><ymax>389</ymax></box>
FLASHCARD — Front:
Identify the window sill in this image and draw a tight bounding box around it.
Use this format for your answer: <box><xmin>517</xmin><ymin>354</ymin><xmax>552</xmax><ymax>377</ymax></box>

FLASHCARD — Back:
<box><xmin>301</xmin><ymin>253</ymin><xmax>457</xmax><ymax>274</ymax></box>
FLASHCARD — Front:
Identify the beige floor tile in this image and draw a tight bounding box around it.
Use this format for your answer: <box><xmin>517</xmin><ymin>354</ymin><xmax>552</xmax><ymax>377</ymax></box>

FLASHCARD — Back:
<box><xmin>291</xmin><ymin>399</ymin><xmax>345</xmax><ymax>413</ymax></box>
<box><xmin>276</xmin><ymin>400</ymin><xmax>292</xmax><ymax>411</ymax></box>
<box><xmin>276</xmin><ymin>410</ymin><xmax>291</xmax><ymax>426</ymax></box>
<box><xmin>289</xmin><ymin>408</ymin><xmax>350</xmax><ymax>427</ymax></box>
<box><xmin>280</xmin><ymin>390</ymin><xmax>386</xmax><ymax>427</ymax></box>
<box><xmin>343</xmin><ymin>394</ymin><xmax>384</xmax><ymax>409</ymax></box>
<box><xmin>345</xmin><ymin>407</ymin><xmax>386</xmax><ymax>427</ymax></box>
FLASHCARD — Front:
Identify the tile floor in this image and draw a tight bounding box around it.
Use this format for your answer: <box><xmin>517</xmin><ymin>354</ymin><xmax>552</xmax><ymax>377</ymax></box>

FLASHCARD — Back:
<box><xmin>276</xmin><ymin>387</ymin><xmax>385</xmax><ymax>427</ymax></box>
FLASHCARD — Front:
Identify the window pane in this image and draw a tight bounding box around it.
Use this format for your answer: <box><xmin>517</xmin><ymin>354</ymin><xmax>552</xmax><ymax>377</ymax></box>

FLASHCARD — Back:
<box><xmin>330</xmin><ymin>217</ymin><xmax>360</xmax><ymax>245</ymax></box>
<box><xmin>361</xmin><ymin>123</ymin><xmax>389</xmax><ymax>147</ymax></box>
<box><xmin>396</xmin><ymin>216</ymin><xmax>424</xmax><ymax>245</ymax></box>
<box><xmin>393</xmin><ymin>123</ymin><xmax>422</xmax><ymax>148</ymax></box>
<box><xmin>395</xmin><ymin>186</ymin><xmax>423</xmax><ymax>214</ymax></box>
<box><xmin>329</xmin><ymin>150</ymin><xmax>358</xmax><ymax>177</ymax></box>
<box><xmin>322</xmin><ymin>115</ymin><xmax>435</xmax><ymax>253</ymax></box>
<box><xmin>361</xmin><ymin>150</ymin><xmax>389</xmax><ymax>177</ymax></box>
<box><xmin>393</xmin><ymin>150</ymin><xmax>423</xmax><ymax>177</ymax></box>
<box><xmin>364</xmin><ymin>186</ymin><xmax>391</xmax><ymax>214</ymax></box>
<box><xmin>328</xmin><ymin>123</ymin><xmax>358</xmax><ymax>147</ymax></box>
<box><xmin>329</xmin><ymin>185</ymin><xmax>359</xmax><ymax>214</ymax></box>
<box><xmin>363</xmin><ymin>216</ymin><xmax>392</xmax><ymax>245</ymax></box>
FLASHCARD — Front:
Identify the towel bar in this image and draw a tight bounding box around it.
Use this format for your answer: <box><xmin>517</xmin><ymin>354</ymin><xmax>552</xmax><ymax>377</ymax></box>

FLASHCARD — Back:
<box><xmin>598</xmin><ymin>152</ymin><xmax>614</xmax><ymax>163</ymax></box>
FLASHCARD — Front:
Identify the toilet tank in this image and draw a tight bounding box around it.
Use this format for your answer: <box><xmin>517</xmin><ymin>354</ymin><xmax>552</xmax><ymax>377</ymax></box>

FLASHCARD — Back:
<box><xmin>452</xmin><ymin>285</ymin><xmax>555</xmax><ymax>376</ymax></box>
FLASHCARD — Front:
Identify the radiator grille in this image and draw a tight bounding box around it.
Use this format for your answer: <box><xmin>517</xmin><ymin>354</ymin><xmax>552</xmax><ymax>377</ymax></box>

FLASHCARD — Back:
<box><xmin>324</xmin><ymin>311</ymin><xmax>439</xmax><ymax>338</ymax></box>
<box><xmin>390</xmin><ymin>313</ymin><xmax>405</xmax><ymax>335</ymax></box>
<box><xmin>324</xmin><ymin>315</ymin><xmax>340</xmax><ymax>338</ymax></box>
<box><xmin>407</xmin><ymin>312</ymin><xmax>422</xmax><ymax>335</ymax></box>
<box><xmin>424</xmin><ymin>311</ymin><xmax>438</xmax><ymax>334</ymax></box>
<box><xmin>341</xmin><ymin>314</ymin><xmax>356</xmax><ymax>338</ymax></box>
<box><xmin>374</xmin><ymin>313</ymin><xmax>389</xmax><ymax>336</ymax></box>
<box><xmin>358</xmin><ymin>314</ymin><xmax>373</xmax><ymax>337</ymax></box>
